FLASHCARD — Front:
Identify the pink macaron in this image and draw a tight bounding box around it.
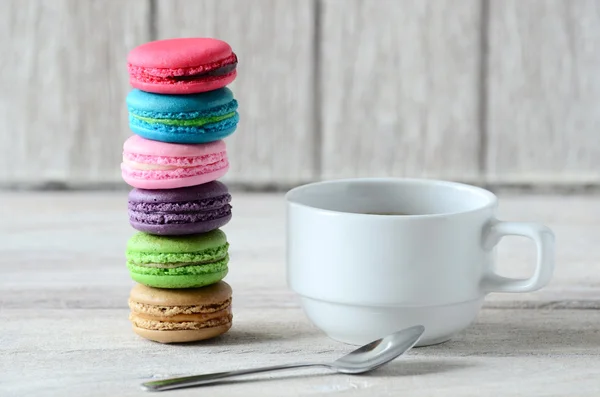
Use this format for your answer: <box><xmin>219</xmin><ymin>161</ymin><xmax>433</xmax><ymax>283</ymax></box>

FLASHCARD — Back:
<box><xmin>127</xmin><ymin>38</ymin><xmax>237</xmax><ymax>94</ymax></box>
<box><xmin>121</xmin><ymin>135</ymin><xmax>229</xmax><ymax>189</ymax></box>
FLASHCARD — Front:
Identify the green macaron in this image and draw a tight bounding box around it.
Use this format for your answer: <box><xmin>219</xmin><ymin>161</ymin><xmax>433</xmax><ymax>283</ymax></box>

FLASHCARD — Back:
<box><xmin>126</xmin><ymin>230</ymin><xmax>229</xmax><ymax>288</ymax></box>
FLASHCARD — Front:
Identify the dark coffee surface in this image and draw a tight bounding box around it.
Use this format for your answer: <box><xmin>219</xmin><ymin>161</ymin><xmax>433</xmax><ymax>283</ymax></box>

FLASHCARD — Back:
<box><xmin>364</xmin><ymin>212</ymin><xmax>409</xmax><ymax>215</ymax></box>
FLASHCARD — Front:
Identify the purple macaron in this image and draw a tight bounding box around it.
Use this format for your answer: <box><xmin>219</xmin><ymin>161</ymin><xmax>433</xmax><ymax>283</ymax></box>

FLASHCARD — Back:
<box><xmin>128</xmin><ymin>181</ymin><xmax>232</xmax><ymax>235</ymax></box>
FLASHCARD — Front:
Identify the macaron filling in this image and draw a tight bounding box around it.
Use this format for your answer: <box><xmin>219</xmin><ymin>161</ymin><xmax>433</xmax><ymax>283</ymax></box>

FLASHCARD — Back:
<box><xmin>173</xmin><ymin>62</ymin><xmax>238</xmax><ymax>81</ymax></box>
<box><xmin>126</xmin><ymin>255</ymin><xmax>228</xmax><ymax>276</ymax></box>
<box><xmin>123</xmin><ymin>151</ymin><xmax>226</xmax><ymax>167</ymax></box>
<box><xmin>131</xmin><ymin>111</ymin><xmax>236</xmax><ymax>127</ymax></box>
<box><xmin>129</xmin><ymin>115</ymin><xmax>239</xmax><ymax>139</ymax></box>
<box><xmin>129</xmin><ymin>299</ymin><xmax>231</xmax><ymax>316</ymax></box>
<box><xmin>129</xmin><ymin>194</ymin><xmax>231</xmax><ymax>213</ymax></box>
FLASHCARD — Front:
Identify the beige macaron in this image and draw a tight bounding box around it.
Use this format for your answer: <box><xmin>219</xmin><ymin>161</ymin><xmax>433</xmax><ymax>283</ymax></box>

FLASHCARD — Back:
<box><xmin>128</xmin><ymin>281</ymin><xmax>232</xmax><ymax>343</ymax></box>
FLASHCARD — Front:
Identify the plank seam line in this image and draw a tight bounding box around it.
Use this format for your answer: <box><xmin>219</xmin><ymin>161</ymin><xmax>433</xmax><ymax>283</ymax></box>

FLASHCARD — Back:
<box><xmin>477</xmin><ymin>0</ymin><xmax>490</xmax><ymax>181</ymax></box>
<box><xmin>148</xmin><ymin>0</ymin><xmax>157</xmax><ymax>40</ymax></box>
<box><xmin>313</xmin><ymin>0</ymin><xmax>323</xmax><ymax>179</ymax></box>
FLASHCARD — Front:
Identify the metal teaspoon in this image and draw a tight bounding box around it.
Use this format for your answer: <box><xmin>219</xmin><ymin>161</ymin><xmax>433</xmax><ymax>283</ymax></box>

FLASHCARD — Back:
<box><xmin>141</xmin><ymin>324</ymin><xmax>425</xmax><ymax>392</ymax></box>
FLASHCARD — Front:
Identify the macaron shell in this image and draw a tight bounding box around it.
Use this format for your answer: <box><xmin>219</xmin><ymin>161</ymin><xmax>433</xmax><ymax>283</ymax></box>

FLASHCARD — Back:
<box><xmin>127</xmin><ymin>38</ymin><xmax>233</xmax><ymax>69</ymax></box>
<box><xmin>132</xmin><ymin>324</ymin><xmax>232</xmax><ymax>343</ymax></box>
<box><xmin>129</xmin><ymin>181</ymin><xmax>229</xmax><ymax>203</ymax></box>
<box><xmin>130</xmin><ymin>72</ymin><xmax>236</xmax><ymax>95</ymax></box>
<box><xmin>130</xmin><ymin>282</ymin><xmax>232</xmax><ymax>308</ymax></box>
<box><xmin>127</xmin><ymin>228</ymin><xmax>227</xmax><ymax>254</ymax></box>
<box><xmin>129</xmin><ymin>269</ymin><xmax>228</xmax><ymax>289</ymax></box>
<box><xmin>130</xmin><ymin>120</ymin><xmax>237</xmax><ymax>144</ymax></box>
<box><xmin>129</xmin><ymin>214</ymin><xmax>232</xmax><ymax>236</ymax></box>
<box><xmin>126</xmin><ymin>87</ymin><xmax>235</xmax><ymax>114</ymax></box>
<box><xmin>121</xmin><ymin>164</ymin><xmax>229</xmax><ymax>190</ymax></box>
<box><xmin>123</xmin><ymin>134</ymin><xmax>226</xmax><ymax>157</ymax></box>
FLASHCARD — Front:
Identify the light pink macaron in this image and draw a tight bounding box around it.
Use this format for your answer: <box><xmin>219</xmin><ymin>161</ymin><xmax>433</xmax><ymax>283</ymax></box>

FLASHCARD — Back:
<box><xmin>121</xmin><ymin>135</ymin><xmax>229</xmax><ymax>189</ymax></box>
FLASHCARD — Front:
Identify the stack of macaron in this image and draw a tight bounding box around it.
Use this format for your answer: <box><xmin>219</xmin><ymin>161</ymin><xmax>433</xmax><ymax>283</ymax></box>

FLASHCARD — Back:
<box><xmin>121</xmin><ymin>38</ymin><xmax>239</xmax><ymax>343</ymax></box>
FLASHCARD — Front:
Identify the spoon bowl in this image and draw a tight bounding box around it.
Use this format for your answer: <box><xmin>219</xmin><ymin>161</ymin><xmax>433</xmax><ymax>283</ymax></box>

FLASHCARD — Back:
<box><xmin>332</xmin><ymin>325</ymin><xmax>425</xmax><ymax>374</ymax></box>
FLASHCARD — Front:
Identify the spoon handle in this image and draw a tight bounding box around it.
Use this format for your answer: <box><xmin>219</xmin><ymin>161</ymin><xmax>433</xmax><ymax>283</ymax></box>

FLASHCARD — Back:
<box><xmin>141</xmin><ymin>362</ymin><xmax>329</xmax><ymax>392</ymax></box>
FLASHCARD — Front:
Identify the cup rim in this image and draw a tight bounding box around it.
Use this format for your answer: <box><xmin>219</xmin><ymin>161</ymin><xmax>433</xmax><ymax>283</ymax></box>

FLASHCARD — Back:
<box><xmin>285</xmin><ymin>177</ymin><xmax>498</xmax><ymax>219</ymax></box>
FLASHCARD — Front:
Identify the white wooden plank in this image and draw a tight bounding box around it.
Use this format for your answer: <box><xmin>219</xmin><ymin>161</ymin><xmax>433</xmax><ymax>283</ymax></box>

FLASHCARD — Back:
<box><xmin>0</xmin><ymin>0</ymin><xmax>150</xmax><ymax>186</ymax></box>
<box><xmin>155</xmin><ymin>0</ymin><xmax>316</xmax><ymax>185</ymax></box>
<box><xmin>486</xmin><ymin>0</ymin><xmax>600</xmax><ymax>184</ymax></box>
<box><xmin>319</xmin><ymin>0</ymin><xmax>482</xmax><ymax>181</ymax></box>
<box><xmin>1</xmin><ymin>308</ymin><xmax>599</xmax><ymax>396</ymax></box>
<box><xmin>1</xmin><ymin>192</ymin><xmax>600</xmax><ymax>395</ymax></box>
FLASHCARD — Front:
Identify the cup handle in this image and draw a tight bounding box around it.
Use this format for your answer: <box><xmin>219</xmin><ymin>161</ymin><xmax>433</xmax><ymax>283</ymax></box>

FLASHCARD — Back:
<box><xmin>481</xmin><ymin>220</ymin><xmax>555</xmax><ymax>293</ymax></box>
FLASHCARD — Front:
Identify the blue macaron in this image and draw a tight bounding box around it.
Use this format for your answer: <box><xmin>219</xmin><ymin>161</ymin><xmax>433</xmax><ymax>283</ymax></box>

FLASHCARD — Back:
<box><xmin>126</xmin><ymin>88</ymin><xmax>239</xmax><ymax>144</ymax></box>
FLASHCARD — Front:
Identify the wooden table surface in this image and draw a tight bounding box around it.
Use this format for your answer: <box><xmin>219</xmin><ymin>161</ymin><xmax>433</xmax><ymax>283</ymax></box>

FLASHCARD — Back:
<box><xmin>2</xmin><ymin>192</ymin><xmax>599</xmax><ymax>397</ymax></box>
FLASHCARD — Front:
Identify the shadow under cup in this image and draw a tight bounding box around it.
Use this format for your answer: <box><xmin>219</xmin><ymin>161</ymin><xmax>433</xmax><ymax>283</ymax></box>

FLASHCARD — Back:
<box><xmin>285</xmin><ymin>178</ymin><xmax>554</xmax><ymax>347</ymax></box>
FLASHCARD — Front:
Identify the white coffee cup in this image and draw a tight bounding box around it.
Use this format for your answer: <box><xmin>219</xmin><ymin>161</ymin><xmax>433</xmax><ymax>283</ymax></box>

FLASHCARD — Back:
<box><xmin>285</xmin><ymin>178</ymin><xmax>555</xmax><ymax>346</ymax></box>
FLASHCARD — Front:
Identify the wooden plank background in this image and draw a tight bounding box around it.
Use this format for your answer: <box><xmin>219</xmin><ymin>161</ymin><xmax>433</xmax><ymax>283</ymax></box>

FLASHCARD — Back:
<box><xmin>320</xmin><ymin>0</ymin><xmax>482</xmax><ymax>181</ymax></box>
<box><xmin>1</xmin><ymin>0</ymin><xmax>600</xmax><ymax>189</ymax></box>
<box><xmin>486</xmin><ymin>0</ymin><xmax>600</xmax><ymax>185</ymax></box>
<box><xmin>0</xmin><ymin>0</ymin><xmax>150</xmax><ymax>186</ymax></box>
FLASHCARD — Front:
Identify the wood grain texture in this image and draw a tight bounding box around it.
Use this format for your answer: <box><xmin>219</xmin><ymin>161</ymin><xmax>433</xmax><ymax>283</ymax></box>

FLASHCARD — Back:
<box><xmin>486</xmin><ymin>0</ymin><xmax>600</xmax><ymax>184</ymax></box>
<box><xmin>319</xmin><ymin>0</ymin><xmax>482</xmax><ymax>181</ymax></box>
<box><xmin>155</xmin><ymin>0</ymin><xmax>316</xmax><ymax>185</ymax></box>
<box><xmin>1</xmin><ymin>192</ymin><xmax>600</xmax><ymax>396</ymax></box>
<box><xmin>0</xmin><ymin>0</ymin><xmax>150</xmax><ymax>186</ymax></box>
<box><xmin>2</xmin><ymin>0</ymin><xmax>600</xmax><ymax>189</ymax></box>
